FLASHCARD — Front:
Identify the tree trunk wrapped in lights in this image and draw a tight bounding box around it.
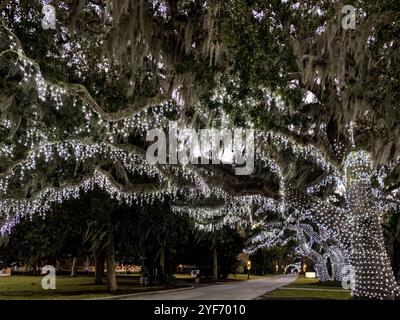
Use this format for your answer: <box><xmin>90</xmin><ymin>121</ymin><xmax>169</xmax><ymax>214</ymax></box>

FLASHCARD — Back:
<box><xmin>279</xmin><ymin>151</ymin><xmax>400</xmax><ymax>299</ymax></box>
<box><xmin>346</xmin><ymin>177</ymin><xmax>398</xmax><ymax>299</ymax></box>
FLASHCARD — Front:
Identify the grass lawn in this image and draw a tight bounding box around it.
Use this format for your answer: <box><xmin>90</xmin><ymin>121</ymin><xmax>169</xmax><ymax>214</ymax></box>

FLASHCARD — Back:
<box><xmin>260</xmin><ymin>276</ymin><xmax>352</xmax><ymax>300</ymax></box>
<box><xmin>173</xmin><ymin>273</ymin><xmax>193</xmax><ymax>280</ymax></box>
<box><xmin>0</xmin><ymin>275</ymin><xmax>188</xmax><ymax>300</ymax></box>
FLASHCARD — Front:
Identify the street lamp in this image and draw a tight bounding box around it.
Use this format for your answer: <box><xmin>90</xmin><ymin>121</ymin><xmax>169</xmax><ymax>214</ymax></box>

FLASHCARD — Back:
<box><xmin>247</xmin><ymin>260</ymin><xmax>251</xmax><ymax>279</ymax></box>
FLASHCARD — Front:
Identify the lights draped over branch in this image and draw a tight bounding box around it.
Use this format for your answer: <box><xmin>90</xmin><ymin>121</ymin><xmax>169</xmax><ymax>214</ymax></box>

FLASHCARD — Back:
<box><xmin>1</xmin><ymin>13</ymin><xmax>400</xmax><ymax>300</ymax></box>
<box><xmin>172</xmin><ymin>195</ymin><xmax>284</xmax><ymax>232</ymax></box>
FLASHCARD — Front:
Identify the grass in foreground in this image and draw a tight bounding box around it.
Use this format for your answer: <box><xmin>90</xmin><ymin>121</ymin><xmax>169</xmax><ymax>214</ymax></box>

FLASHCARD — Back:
<box><xmin>0</xmin><ymin>275</ymin><xmax>188</xmax><ymax>300</ymax></box>
<box><xmin>260</xmin><ymin>276</ymin><xmax>352</xmax><ymax>300</ymax></box>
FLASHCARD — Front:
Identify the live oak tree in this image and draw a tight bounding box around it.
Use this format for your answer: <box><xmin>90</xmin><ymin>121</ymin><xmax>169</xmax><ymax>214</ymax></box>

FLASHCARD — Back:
<box><xmin>1</xmin><ymin>0</ymin><xmax>400</xmax><ymax>298</ymax></box>
<box><xmin>0</xmin><ymin>192</ymin><xmax>200</xmax><ymax>290</ymax></box>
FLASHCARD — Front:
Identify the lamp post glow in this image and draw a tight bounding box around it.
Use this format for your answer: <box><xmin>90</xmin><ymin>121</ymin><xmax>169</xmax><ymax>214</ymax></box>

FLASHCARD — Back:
<box><xmin>247</xmin><ymin>260</ymin><xmax>251</xmax><ymax>280</ymax></box>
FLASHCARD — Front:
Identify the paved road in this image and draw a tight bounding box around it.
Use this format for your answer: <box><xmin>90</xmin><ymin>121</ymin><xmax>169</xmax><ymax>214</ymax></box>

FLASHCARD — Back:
<box><xmin>123</xmin><ymin>275</ymin><xmax>297</xmax><ymax>300</ymax></box>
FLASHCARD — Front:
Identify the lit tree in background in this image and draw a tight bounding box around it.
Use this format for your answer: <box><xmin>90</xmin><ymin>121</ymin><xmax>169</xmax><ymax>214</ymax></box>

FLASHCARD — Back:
<box><xmin>1</xmin><ymin>0</ymin><xmax>400</xmax><ymax>299</ymax></box>
<box><xmin>245</xmin><ymin>214</ymin><xmax>349</xmax><ymax>282</ymax></box>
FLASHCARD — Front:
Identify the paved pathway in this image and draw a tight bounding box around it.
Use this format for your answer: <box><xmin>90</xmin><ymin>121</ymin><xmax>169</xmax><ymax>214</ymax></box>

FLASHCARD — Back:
<box><xmin>122</xmin><ymin>274</ymin><xmax>298</xmax><ymax>300</ymax></box>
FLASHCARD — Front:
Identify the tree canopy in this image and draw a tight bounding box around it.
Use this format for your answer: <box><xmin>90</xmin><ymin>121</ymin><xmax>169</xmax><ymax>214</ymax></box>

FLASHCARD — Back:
<box><xmin>1</xmin><ymin>0</ymin><xmax>400</xmax><ymax>299</ymax></box>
